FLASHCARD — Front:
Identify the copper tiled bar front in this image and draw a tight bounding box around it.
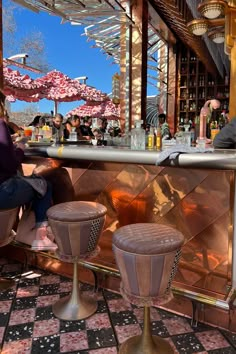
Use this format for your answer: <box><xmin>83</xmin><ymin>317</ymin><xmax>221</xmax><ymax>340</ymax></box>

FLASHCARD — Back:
<box><xmin>3</xmin><ymin>147</ymin><xmax>236</xmax><ymax>332</ymax></box>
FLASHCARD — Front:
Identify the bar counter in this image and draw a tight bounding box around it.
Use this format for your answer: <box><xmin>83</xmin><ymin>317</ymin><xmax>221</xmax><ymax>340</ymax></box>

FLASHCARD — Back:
<box><xmin>12</xmin><ymin>144</ymin><xmax>236</xmax><ymax>331</ymax></box>
<box><xmin>26</xmin><ymin>143</ymin><xmax>236</xmax><ymax>169</ymax></box>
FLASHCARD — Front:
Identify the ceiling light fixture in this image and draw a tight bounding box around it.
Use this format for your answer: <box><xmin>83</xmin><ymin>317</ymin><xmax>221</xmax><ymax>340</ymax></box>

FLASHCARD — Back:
<box><xmin>208</xmin><ymin>29</ymin><xmax>225</xmax><ymax>43</ymax></box>
<box><xmin>187</xmin><ymin>19</ymin><xmax>208</xmax><ymax>35</ymax></box>
<box><xmin>187</xmin><ymin>0</ymin><xmax>236</xmax><ymax>118</ymax></box>
<box><xmin>187</xmin><ymin>1</ymin><xmax>226</xmax><ymax>46</ymax></box>
<box><xmin>198</xmin><ymin>0</ymin><xmax>226</xmax><ymax>19</ymax></box>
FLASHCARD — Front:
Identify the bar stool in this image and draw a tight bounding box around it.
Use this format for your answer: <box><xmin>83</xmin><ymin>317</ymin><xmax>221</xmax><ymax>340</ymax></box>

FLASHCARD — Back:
<box><xmin>47</xmin><ymin>201</ymin><xmax>107</xmax><ymax>321</ymax></box>
<box><xmin>113</xmin><ymin>223</ymin><xmax>184</xmax><ymax>354</ymax></box>
<box><xmin>0</xmin><ymin>207</ymin><xmax>19</xmax><ymax>291</ymax></box>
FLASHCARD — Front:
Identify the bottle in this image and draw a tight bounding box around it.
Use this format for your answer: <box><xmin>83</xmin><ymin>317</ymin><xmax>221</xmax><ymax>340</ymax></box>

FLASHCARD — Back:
<box><xmin>31</xmin><ymin>127</ymin><xmax>36</xmax><ymax>141</ymax></box>
<box><xmin>219</xmin><ymin>112</ymin><xmax>226</xmax><ymax>129</ymax></box>
<box><xmin>156</xmin><ymin>125</ymin><xmax>162</xmax><ymax>150</ymax></box>
<box><xmin>42</xmin><ymin>124</ymin><xmax>52</xmax><ymax>140</ymax></box>
<box><xmin>131</xmin><ymin>120</ymin><xmax>146</xmax><ymax>150</ymax></box>
<box><xmin>147</xmin><ymin>126</ymin><xmax>154</xmax><ymax>149</ymax></box>
<box><xmin>69</xmin><ymin>127</ymin><xmax>77</xmax><ymax>141</ymax></box>
<box><xmin>225</xmin><ymin>75</ymin><xmax>229</xmax><ymax>85</ymax></box>
<box><xmin>37</xmin><ymin>128</ymin><xmax>43</xmax><ymax>142</ymax></box>
<box><xmin>190</xmin><ymin>127</ymin><xmax>195</xmax><ymax>144</ymax></box>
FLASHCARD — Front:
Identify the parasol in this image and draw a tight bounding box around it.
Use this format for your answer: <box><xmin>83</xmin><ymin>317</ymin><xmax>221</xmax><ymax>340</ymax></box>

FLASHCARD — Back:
<box><xmin>33</xmin><ymin>70</ymin><xmax>108</xmax><ymax>112</ymax></box>
<box><xmin>4</xmin><ymin>69</ymin><xmax>109</xmax><ymax>112</ymax></box>
<box><xmin>67</xmin><ymin>99</ymin><xmax>120</xmax><ymax>120</ymax></box>
<box><xmin>3</xmin><ymin>66</ymin><xmax>48</xmax><ymax>100</ymax></box>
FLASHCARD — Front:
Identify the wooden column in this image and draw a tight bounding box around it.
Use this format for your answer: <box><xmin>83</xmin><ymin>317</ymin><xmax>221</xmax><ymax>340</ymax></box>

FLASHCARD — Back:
<box><xmin>167</xmin><ymin>46</ymin><xmax>177</xmax><ymax>134</ymax></box>
<box><xmin>120</xmin><ymin>7</ymin><xmax>132</xmax><ymax>133</ymax></box>
<box><xmin>158</xmin><ymin>44</ymin><xmax>167</xmax><ymax>114</ymax></box>
<box><xmin>130</xmin><ymin>0</ymin><xmax>148</xmax><ymax>127</ymax></box>
<box><xmin>225</xmin><ymin>7</ymin><xmax>236</xmax><ymax>118</ymax></box>
<box><xmin>229</xmin><ymin>43</ymin><xmax>236</xmax><ymax>118</ymax></box>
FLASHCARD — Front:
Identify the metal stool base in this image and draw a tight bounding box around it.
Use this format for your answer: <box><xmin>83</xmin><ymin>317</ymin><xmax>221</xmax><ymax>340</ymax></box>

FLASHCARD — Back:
<box><xmin>119</xmin><ymin>334</ymin><xmax>174</xmax><ymax>354</ymax></box>
<box><xmin>0</xmin><ymin>278</ymin><xmax>15</xmax><ymax>292</ymax></box>
<box><xmin>52</xmin><ymin>292</ymin><xmax>97</xmax><ymax>321</ymax></box>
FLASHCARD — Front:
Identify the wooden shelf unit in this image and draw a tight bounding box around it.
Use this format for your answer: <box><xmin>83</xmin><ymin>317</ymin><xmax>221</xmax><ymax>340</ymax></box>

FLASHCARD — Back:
<box><xmin>177</xmin><ymin>46</ymin><xmax>229</xmax><ymax>125</ymax></box>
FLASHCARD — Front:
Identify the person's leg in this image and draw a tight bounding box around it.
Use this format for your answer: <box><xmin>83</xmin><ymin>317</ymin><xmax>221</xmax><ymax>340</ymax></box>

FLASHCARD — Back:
<box><xmin>32</xmin><ymin>182</ymin><xmax>53</xmax><ymax>226</ymax></box>
<box><xmin>30</xmin><ymin>181</ymin><xmax>56</xmax><ymax>250</ymax></box>
<box><xmin>11</xmin><ymin>180</ymin><xmax>57</xmax><ymax>251</ymax></box>
<box><xmin>38</xmin><ymin>167</ymin><xmax>75</xmax><ymax>204</ymax></box>
<box><xmin>0</xmin><ymin>177</ymin><xmax>35</xmax><ymax>209</ymax></box>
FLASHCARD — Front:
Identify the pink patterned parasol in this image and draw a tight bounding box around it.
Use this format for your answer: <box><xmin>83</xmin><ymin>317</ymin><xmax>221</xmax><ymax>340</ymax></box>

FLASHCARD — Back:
<box><xmin>3</xmin><ymin>66</ymin><xmax>48</xmax><ymax>99</ymax></box>
<box><xmin>34</xmin><ymin>70</ymin><xmax>108</xmax><ymax>103</ymax></box>
<box><xmin>4</xmin><ymin>69</ymin><xmax>109</xmax><ymax>109</ymax></box>
<box><xmin>67</xmin><ymin>99</ymin><xmax>120</xmax><ymax>120</ymax></box>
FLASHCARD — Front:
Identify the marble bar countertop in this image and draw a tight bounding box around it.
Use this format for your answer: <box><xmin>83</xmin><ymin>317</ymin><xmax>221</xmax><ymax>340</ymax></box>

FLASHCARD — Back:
<box><xmin>25</xmin><ymin>144</ymin><xmax>236</xmax><ymax>170</ymax></box>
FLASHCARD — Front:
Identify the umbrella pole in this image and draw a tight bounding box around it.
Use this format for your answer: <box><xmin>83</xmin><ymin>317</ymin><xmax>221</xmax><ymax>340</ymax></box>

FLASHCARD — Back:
<box><xmin>54</xmin><ymin>101</ymin><xmax>58</xmax><ymax>115</ymax></box>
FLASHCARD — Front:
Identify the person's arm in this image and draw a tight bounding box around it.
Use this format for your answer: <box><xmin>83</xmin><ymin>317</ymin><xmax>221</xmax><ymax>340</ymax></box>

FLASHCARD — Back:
<box><xmin>77</xmin><ymin>127</ymin><xmax>85</xmax><ymax>140</ymax></box>
<box><xmin>213</xmin><ymin>118</ymin><xmax>236</xmax><ymax>149</ymax></box>
<box><xmin>63</xmin><ymin>123</ymin><xmax>71</xmax><ymax>139</ymax></box>
<box><xmin>0</xmin><ymin>119</ymin><xmax>24</xmax><ymax>173</ymax></box>
<box><xmin>8</xmin><ymin>121</ymin><xmax>20</xmax><ymax>133</ymax></box>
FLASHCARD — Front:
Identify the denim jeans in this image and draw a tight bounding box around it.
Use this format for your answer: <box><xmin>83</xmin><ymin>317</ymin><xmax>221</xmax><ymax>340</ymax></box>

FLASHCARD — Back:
<box><xmin>0</xmin><ymin>176</ymin><xmax>52</xmax><ymax>223</ymax></box>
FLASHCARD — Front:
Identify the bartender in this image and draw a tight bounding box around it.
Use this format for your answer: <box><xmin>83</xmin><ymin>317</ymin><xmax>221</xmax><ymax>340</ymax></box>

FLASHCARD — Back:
<box><xmin>213</xmin><ymin>117</ymin><xmax>236</xmax><ymax>149</ymax></box>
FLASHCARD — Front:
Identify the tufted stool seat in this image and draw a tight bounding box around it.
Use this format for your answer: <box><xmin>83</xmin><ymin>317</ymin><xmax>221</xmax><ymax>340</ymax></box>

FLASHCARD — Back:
<box><xmin>47</xmin><ymin>201</ymin><xmax>107</xmax><ymax>320</ymax></box>
<box><xmin>113</xmin><ymin>223</ymin><xmax>184</xmax><ymax>354</ymax></box>
<box><xmin>0</xmin><ymin>207</ymin><xmax>19</xmax><ymax>291</ymax></box>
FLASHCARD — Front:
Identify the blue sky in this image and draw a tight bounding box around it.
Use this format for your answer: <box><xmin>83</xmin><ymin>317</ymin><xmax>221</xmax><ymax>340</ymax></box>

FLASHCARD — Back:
<box><xmin>4</xmin><ymin>1</ymin><xmax>119</xmax><ymax>115</ymax></box>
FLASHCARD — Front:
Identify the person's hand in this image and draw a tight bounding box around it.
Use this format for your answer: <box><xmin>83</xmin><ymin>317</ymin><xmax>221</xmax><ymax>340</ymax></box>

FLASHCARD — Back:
<box><xmin>15</xmin><ymin>141</ymin><xmax>26</xmax><ymax>151</ymax></box>
<box><xmin>15</xmin><ymin>136</ymin><xmax>30</xmax><ymax>144</ymax></box>
<box><xmin>11</xmin><ymin>132</ymin><xmax>20</xmax><ymax>141</ymax></box>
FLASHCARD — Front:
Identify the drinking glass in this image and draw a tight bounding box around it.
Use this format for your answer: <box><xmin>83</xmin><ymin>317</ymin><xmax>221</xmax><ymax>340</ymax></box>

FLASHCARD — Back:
<box><xmin>183</xmin><ymin>132</ymin><xmax>191</xmax><ymax>146</ymax></box>
<box><xmin>24</xmin><ymin>126</ymin><xmax>32</xmax><ymax>137</ymax></box>
<box><xmin>210</xmin><ymin>129</ymin><xmax>220</xmax><ymax>141</ymax></box>
<box><xmin>197</xmin><ymin>137</ymin><xmax>206</xmax><ymax>148</ymax></box>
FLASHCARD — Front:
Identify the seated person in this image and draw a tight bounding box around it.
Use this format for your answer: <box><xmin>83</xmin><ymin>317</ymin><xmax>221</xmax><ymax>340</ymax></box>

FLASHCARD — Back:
<box><xmin>0</xmin><ymin>114</ymin><xmax>56</xmax><ymax>251</ymax></box>
<box><xmin>28</xmin><ymin>115</ymin><xmax>46</xmax><ymax>128</ymax></box>
<box><xmin>108</xmin><ymin>125</ymin><xmax>122</xmax><ymax>137</ymax></box>
<box><xmin>80</xmin><ymin>116</ymin><xmax>94</xmax><ymax>138</ymax></box>
<box><xmin>91</xmin><ymin>118</ymin><xmax>108</xmax><ymax>140</ymax></box>
<box><xmin>98</xmin><ymin>118</ymin><xmax>108</xmax><ymax>134</ymax></box>
<box><xmin>64</xmin><ymin>115</ymin><xmax>84</xmax><ymax>140</ymax></box>
<box><xmin>158</xmin><ymin>113</ymin><xmax>171</xmax><ymax>140</ymax></box>
<box><xmin>213</xmin><ymin>116</ymin><xmax>236</xmax><ymax>149</ymax></box>
<box><xmin>50</xmin><ymin>113</ymin><xmax>66</xmax><ymax>142</ymax></box>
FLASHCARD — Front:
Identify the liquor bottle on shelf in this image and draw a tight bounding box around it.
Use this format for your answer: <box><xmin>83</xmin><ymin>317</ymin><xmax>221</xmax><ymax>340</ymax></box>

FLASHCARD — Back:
<box><xmin>219</xmin><ymin>112</ymin><xmax>226</xmax><ymax>129</ymax></box>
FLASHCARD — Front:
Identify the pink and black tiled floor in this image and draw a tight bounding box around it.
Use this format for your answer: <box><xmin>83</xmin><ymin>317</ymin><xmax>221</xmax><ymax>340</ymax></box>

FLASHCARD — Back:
<box><xmin>0</xmin><ymin>258</ymin><xmax>236</xmax><ymax>354</ymax></box>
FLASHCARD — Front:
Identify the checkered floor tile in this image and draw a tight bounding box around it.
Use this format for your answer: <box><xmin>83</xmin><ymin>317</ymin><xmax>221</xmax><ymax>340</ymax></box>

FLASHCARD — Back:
<box><xmin>0</xmin><ymin>258</ymin><xmax>235</xmax><ymax>353</ymax></box>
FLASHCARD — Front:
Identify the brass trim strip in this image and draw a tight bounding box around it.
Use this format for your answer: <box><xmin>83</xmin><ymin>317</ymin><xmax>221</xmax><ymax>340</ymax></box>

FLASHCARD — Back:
<box><xmin>11</xmin><ymin>241</ymin><xmax>231</xmax><ymax>310</ymax></box>
<box><xmin>172</xmin><ymin>286</ymin><xmax>229</xmax><ymax>310</ymax></box>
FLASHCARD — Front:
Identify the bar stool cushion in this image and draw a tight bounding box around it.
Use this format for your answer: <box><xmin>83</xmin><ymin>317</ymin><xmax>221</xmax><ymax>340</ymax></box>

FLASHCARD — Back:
<box><xmin>47</xmin><ymin>201</ymin><xmax>107</xmax><ymax>262</ymax></box>
<box><xmin>113</xmin><ymin>223</ymin><xmax>184</xmax><ymax>254</ymax></box>
<box><xmin>47</xmin><ymin>201</ymin><xmax>107</xmax><ymax>222</ymax></box>
<box><xmin>113</xmin><ymin>223</ymin><xmax>184</xmax><ymax>307</ymax></box>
